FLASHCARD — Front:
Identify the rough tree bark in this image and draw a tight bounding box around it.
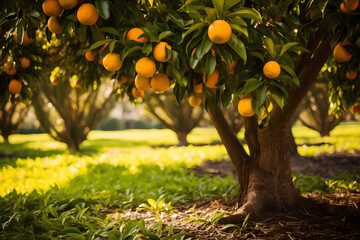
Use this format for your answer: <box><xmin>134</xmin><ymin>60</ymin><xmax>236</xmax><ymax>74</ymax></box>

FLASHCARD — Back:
<box><xmin>208</xmin><ymin>34</ymin><xmax>333</xmax><ymax>219</ymax></box>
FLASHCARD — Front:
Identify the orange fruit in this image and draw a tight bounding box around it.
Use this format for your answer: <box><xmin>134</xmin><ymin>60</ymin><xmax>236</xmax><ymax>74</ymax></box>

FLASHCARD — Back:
<box><xmin>14</xmin><ymin>31</ymin><xmax>33</xmax><ymax>46</ymax></box>
<box><xmin>189</xmin><ymin>96</ymin><xmax>201</xmax><ymax>107</ymax></box>
<box><xmin>135</xmin><ymin>57</ymin><xmax>156</xmax><ymax>77</ymax></box>
<box><xmin>153</xmin><ymin>42</ymin><xmax>172</xmax><ymax>62</ymax></box>
<box><xmin>135</xmin><ymin>74</ymin><xmax>151</xmax><ymax>90</ymax></box>
<box><xmin>226</xmin><ymin>60</ymin><xmax>236</xmax><ymax>75</ymax></box>
<box><xmin>310</xmin><ymin>11</ymin><xmax>321</xmax><ymax>19</ymax></box>
<box><xmin>85</xmin><ymin>50</ymin><xmax>96</xmax><ymax>61</ymax></box>
<box><xmin>8</xmin><ymin>79</ymin><xmax>22</xmax><ymax>94</ymax></box>
<box><xmin>132</xmin><ymin>88</ymin><xmax>145</xmax><ymax>99</ymax></box>
<box><xmin>263</xmin><ymin>61</ymin><xmax>281</xmax><ymax>79</ymax></box>
<box><xmin>4</xmin><ymin>62</ymin><xmax>17</xmax><ymax>75</ymax></box>
<box><xmin>351</xmin><ymin>104</ymin><xmax>360</xmax><ymax>114</ymax></box>
<box><xmin>99</xmin><ymin>42</ymin><xmax>109</xmax><ymax>56</ymax></box>
<box><xmin>346</xmin><ymin>70</ymin><xmax>358</xmax><ymax>79</ymax></box>
<box><xmin>344</xmin><ymin>0</ymin><xmax>359</xmax><ymax>11</ymax></box>
<box><xmin>193</xmin><ymin>80</ymin><xmax>203</xmax><ymax>93</ymax></box>
<box><xmin>340</xmin><ymin>3</ymin><xmax>349</xmax><ymax>13</ymax></box>
<box><xmin>126</xmin><ymin>28</ymin><xmax>148</xmax><ymax>43</ymax></box>
<box><xmin>120</xmin><ymin>75</ymin><xmax>128</xmax><ymax>84</ymax></box>
<box><xmin>208</xmin><ymin>20</ymin><xmax>232</xmax><ymax>44</ymax></box>
<box><xmin>98</xmin><ymin>58</ymin><xmax>103</xmax><ymax>65</ymax></box>
<box><xmin>59</xmin><ymin>0</ymin><xmax>78</xmax><ymax>9</ymax></box>
<box><xmin>50</xmin><ymin>77</ymin><xmax>60</xmax><ymax>86</ymax></box>
<box><xmin>202</xmin><ymin>69</ymin><xmax>220</xmax><ymax>88</ymax></box>
<box><xmin>42</xmin><ymin>0</ymin><xmax>62</xmax><ymax>16</ymax></box>
<box><xmin>238</xmin><ymin>98</ymin><xmax>255</xmax><ymax>117</ymax></box>
<box><xmin>103</xmin><ymin>53</ymin><xmax>122</xmax><ymax>72</ymax></box>
<box><xmin>74</xmin><ymin>80</ymin><xmax>82</xmax><ymax>88</ymax></box>
<box><xmin>21</xmin><ymin>57</ymin><xmax>31</xmax><ymax>68</ymax></box>
<box><xmin>77</xmin><ymin>3</ymin><xmax>99</xmax><ymax>26</ymax></box>
<box><xmin>333</xmin><ymin>41</ymin><xmax>352</xmax><ymax>63</ymax></box>
<box><xmin>151</xmin><ymin>73</ymin><xmax>169</xmax><ymax>92</ymax></box>
<box><xmin>48</xmin><ymin>16</ymin><xmax>64</xmax><ymax>34</ymax></box>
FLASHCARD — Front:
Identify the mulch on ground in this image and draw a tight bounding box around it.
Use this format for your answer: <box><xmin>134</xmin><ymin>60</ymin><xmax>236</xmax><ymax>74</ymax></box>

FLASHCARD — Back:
<box><xmin>120</xmin><ymin>152</ymin><xmax>360</xmax><ymax>239</ymax></box>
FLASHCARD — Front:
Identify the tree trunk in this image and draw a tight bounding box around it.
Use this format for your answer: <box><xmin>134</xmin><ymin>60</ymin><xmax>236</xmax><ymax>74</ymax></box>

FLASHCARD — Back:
<box><xmin>176</xmin><ymin>131</ymin><xmax>189</xmax><ymax>146</ymax></box>
<box><xmin>66</xmin><ymin>140</ymin><xmax>80</xmax><ymax>152</ymax></box>
<box><xmin>289</xmin><ymin>127</ymin><xmax>299</xmax><ymax>156</ymax></box>
<box><xmin>2</xmin><ymin>133</ymin><xmax>9</xmax><ymax>143</ymax></box>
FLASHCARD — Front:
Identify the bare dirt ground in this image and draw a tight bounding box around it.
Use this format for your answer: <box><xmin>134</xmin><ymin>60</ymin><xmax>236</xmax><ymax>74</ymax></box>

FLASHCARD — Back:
<box><xmin>122</xmin><ymin>151</ymin><xmax>360</xmax><ymax>239</ymax></box>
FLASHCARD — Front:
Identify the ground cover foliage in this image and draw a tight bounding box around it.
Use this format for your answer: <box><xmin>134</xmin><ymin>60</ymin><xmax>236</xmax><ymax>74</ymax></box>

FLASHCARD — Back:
<box><xmin>0</xmin><ymin>124</ymin><xmax>359</xmax><ymax>239</ymax></box>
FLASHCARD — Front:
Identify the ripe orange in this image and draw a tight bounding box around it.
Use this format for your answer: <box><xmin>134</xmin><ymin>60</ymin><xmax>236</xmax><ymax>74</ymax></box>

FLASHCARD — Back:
<box><xmin>77</xmin><ymin>3</ymin><xmax>99</xmax><ymax>26</ymax></box>
<box><xmin>151</xmin><ymin>73</ymin><xmax>169</xmax><ymax>92</ymax></box>
<box><xmin>85</xmin><ymin>50</ymin><xmax>96</xmax><ymax>61</ymax></box>
<box><xmin>132</xmin><ymin>88</ymin><xmax>145</xmax><ymax>99</ymax></box>
<box><xmin>193</xmin><ymin>80</ymin><xmax>203</xmax><ymax>93</ymax></box>
<box><xmin>344</xmin><ymin>0</ymin><xmax>359</xmax><ymax>11</ymax></box>
<box><xmin>21</xmin><ymin>57</ymin><xmax>31</xmax><ymax>68</ymax></box>
<box><xmin>153</xmin><ymin>42</ymin><xmax>172</xmax><ymax>62</ymax></box>
<box><xmin>42</xmin><ymin>0</ymin><xmax>62</xmax><ymax>16</ymax></box>
<box><xmin>126</xmin><ymin>28</ymin><xmax>148</xmax><ymax>43</ymax></box>
<box><xmin>202</xmin><ymin>69</ymin><xmax>220</xmax><ymax>88</ymax></box>
<box><xmin>4</xmin><ymin>62</ymin><xmax>17</xmax><ymax>75</ymax></box>
<box><xmin>238</xmin><ymin>98</ymin><xmax>255</xmax><ymax>117</ymax></box>
<box><xmin>333</xmin><ymin>41</ymin><xmax>352</xmax><ymax>63</ymax></box>
<box><xmin>98</xmin><ymin>58</ymin><xmax>103</xmax><ymax>65</ymax></box>
<box><xmin>226</xmin><ymin>60</ymin><xmax>236</xmax><ymax>75</ymax></box>
<box><xmin>208</xmin><ymin>20</ymin><xmax>232</xmax><ymax>44</ymax></box>
<box><xmin>48</xmin><ymin>16</ymin><xmax>64</xmax><ymax>34</ymax></box>
<box><xmin>120</xmin><ymin>75</ymin><xmax>128</xmax><ymax>84</ymax></box>
<box><xmin>351</xmin><ymin>103</ymin><xmax>360</xmax><ymax>114</ymax></box>
<box><xmin>135</xmin><ymin>75</ymin><xmax>151</xmax><ymax>90</ymax></box>
<box><xmin>310</xmin><ymin>11</ymin><xmax>321</xmax><ymax>19</ymax></box>
<box><xmin>189</xmin><ymin>96</ymin><xmax>201</xmax><ymax>107</ymax></box>
<box><xmin>103</xmin><ymin>53</ymin><xmax>122</xmax><ymax>72</ymax></box>
<box><xmin>340</xmin><ymin>3</ymin><xmax>349</xmax><ymax>13</ymax></box>
<box><xmin>50</xmin><ymin>77</ymin><xmax>60</xmax><ymax>86</ymax></box>
<box><xmin>135</xmin><ymin>57</ymin><xmax>156</xmax><ymax>77</ymax></box>
<box><xmin>8</xmin><ymin>79</ymin><xmax>22</xmax><ymax>94</ymax></box>
<box><xmin>263</xmin><ymin>61</ymin><xmax>281</xmax><ymax>79</ymax></box>
<box><xmin>14</xmin><ymin>31</ymin><xmax>33</xmax><ymax>46</ymax></box>
<box><xmin>346</xmin><ymin>70</ymin><xmax>358</xmax><ymax>79</ymax></box>
<box><xmin>59</xmin><ymin>0</ymin><xmax>78</xmax><ymax>9</ymax></box>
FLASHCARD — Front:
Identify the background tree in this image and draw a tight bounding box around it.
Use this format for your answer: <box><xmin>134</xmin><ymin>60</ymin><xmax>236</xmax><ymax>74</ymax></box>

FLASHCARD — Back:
<box><xmin>0</xmin><ymin>0</ymin><xmax>359</xmax><ymax>219</ymax></box>
<box><xmin>144</xmin><ymin>90</ymin><xmax>204</xmax><ymax>146</ymax></box>
<box><xmin>0</xmin><ymin>100</ymin><xmax>29</xmax><ymax>143</ymax></box>
<box><xmin>298</xmin><ymin>79</ymin><xmax>343</xmax><ymax>137</ymax></box>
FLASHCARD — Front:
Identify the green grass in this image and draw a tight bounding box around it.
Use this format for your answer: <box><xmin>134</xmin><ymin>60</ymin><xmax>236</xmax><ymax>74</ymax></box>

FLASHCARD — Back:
<box><xmin>0</xmin><ymin>123</ymin><xmax>359</xmax><ymax>238</ymax></box>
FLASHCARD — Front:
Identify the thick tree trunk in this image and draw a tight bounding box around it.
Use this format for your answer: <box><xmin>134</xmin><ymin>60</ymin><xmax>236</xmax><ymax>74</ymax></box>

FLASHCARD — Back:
<box><xmin>176</xmin><ymin>131</ymin><xmax>189</xmax><ymax>146</ymax></box>
<box><xmin>66</xmin><ymin>140</ymin><xmax>80</xmax><ymax>152</ymax></box>
<box><xmin>289</xmin><ymin>127</ymin><xmax>299</xmax><ymax>156</ymax></box>
<box><xmin>2</xmin><ymin>133</ymin><xmax>9</xmax><ymax>143</ymax></box>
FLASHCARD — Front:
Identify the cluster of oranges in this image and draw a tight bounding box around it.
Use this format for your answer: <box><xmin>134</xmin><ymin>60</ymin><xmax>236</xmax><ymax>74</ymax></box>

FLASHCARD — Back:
<box><xmin>42</xmin><ymin>0</ymin><xmax>99</xmax><ymax>34</ymax></box>
<box><xmin>2</xmin><ymin>56</ymin><xmax>32</xmax><ymax>95</ymax></box>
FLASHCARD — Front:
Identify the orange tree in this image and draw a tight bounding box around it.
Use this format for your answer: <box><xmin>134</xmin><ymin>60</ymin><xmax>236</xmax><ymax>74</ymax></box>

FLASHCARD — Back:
<box><xmin>1</xmin><ymin>0</ymin><xmax>359</xmax><ymax>217</ymax></box>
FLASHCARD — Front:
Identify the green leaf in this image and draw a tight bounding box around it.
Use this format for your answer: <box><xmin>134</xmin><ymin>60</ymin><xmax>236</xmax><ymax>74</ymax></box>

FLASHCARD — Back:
<box><xmin>226</xmin><ymin>8</ymin><xmax>262</xmax><ymax>22</ymax></box>
<box><xmin>206</xmin><ymin>53</ymin><xmax>216</xmax><ymax>77</ymax></box>
<box><xmin>270</xmin><ymin>93</ymin><xmax>284</xmax><ymax>109</ymax></box>
<box><xmin>17</xmin><ymin>25</ymin><xmax>24</xmax><ymax>45</ymax></box>
<box><xmin>224</xmin><ymin>0</ymin><xmax>242</xmax><ymax>12</ymax></box>
<box><xmin>99</xmin><ymin>27</ymin><xmax>120</xmax><ymax>37</ymax></box>
<box><xmin>158</xmin><ymin>31</ymin><xmax>175</xmax><ymax>40</ymax></box>
<box><xmin>212</xmin><ymin>0</ymin><xmax>224</xmax><ymax>17</ymax></box>
<box><xmin>148</xmin><ymin>0</ymin><xmax>154</xmax><ymax>6</ymax></box>
<box><xmin>167</xmin><ymin>9</ymin><xmax>185</xmax><ymax>27</ymax></box>
<box><xmin>123</xmin><ymin>46</ymin><xmax>142</xmax><ymax>59</ymax></box>
<box><xmin>49</xmin><ymin>206</ymin><xmax>58</xmax><ymax>218</ymax></box>
<box><xmin>59</xmin><ymin>227</ymin><xmax>82</xmax><ymax>235</ymax></box>
<box><xmin>199</xmin><ymin>35</ymin><xmax>213</xmax><ymax>59</ymax></box>
<box><xmin>244</xmin><ymin>78</ymin><xmax>263</xmax><ymax>95</ymax></box>
<box><xmin>263</xmin><ymin>36</ymin><xmax>275</xmax><ymax>58</ymax></box>
<box><xmin>89</xmin><ymin>39</ymin><xmax>112</xmax><ymax>51</ymax></box>
<box><xmin>109</xmin><ymin>41</ymin><xmax>116</xmax><ymax>53</ymax></box>
<box><xmin>95</xmin><ymin>0</ymin><xmax>110</xmax><ymax>20</ymax></box>
<box><xmin>147</xmin><ymin>199</ymin><xmax>157</xmax><ymax>207</ymax></box>
<box><xmin>227</xmin><ymin>34</ymin><xmax>247</xmax><ymax>63</ymax></box>
<box><xmin>182</xmin><ymin>22</ymin><xmax>207</xmax><ymax>39</ymax></box>
<box><xmin>142</xmin><ymin>43</ymin><xmax>153</xmax><ymax>55</ymax></box>
<box><xmin>280</xmin><ymin>64</ymin><xmax>296</xmax><ymax>78</ymax></box>
<box><xmin>252</xmin><ymin>85</ymin><xmax>266</xmax><ymax>115</ymax></box>
<box><xmin>65</xmin><ymin>233</ymin><xmax>85</xmax><ymax>240</ymax></box>
<box><xmin>279</xmin><ymin>42</ymin><xmax>300</xmax><ymax>57</ymax></box>
<box><xmin>250</xmin><ymin>52</ymin><xmax>264</xmax><ymax>62</ymax></box>
<box><xmin>229</xmin><ymin>23</ymin><xmax>248</xmax><ymax>38</ymax></box>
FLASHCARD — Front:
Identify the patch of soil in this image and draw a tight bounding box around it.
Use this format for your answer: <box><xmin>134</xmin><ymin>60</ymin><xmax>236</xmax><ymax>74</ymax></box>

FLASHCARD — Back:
<box><xmin>291</xmin><ymin>151</ymin><xmax>360</xmax><ymax>179</ymax></box>
<box><xmin>120</xmin><ymin>194</ymin><xmax>360</xmax><ymax>239</ymax></box>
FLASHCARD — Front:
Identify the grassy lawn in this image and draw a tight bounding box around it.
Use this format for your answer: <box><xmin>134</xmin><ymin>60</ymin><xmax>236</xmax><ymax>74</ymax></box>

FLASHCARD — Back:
<box><xmin>0</xmin><ymin>123</ymin><xmax>359</xmax><ymax>238</ymax></box>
